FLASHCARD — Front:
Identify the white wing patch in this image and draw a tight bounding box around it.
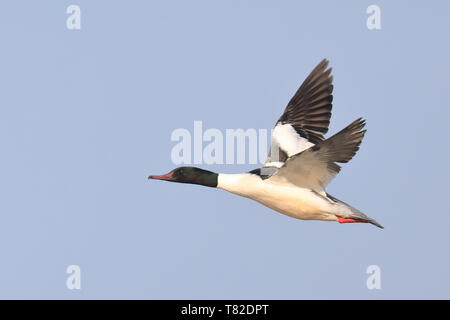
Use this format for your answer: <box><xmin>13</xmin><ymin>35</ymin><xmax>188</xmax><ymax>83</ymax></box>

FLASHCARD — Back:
<box><xmin>264</xmin><ymin>123</ymin><xmax>314</xmax><ymax>168</ymax></box>
<box><xmin>272</xmin><ymin>123</ymin><xmax>314</xmax><ymax>156</ymax></box>
<box><xmin>263</xmin><ymin>161</ymin><xmax>285</xmax><ymax>169</ymax></box>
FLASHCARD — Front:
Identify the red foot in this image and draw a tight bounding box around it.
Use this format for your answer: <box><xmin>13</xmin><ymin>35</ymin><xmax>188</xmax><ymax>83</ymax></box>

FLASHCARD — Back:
<box><xmin>336</xmin><ymin>216</ymin><xmax>367</xmax><ymax>224</ymax></box>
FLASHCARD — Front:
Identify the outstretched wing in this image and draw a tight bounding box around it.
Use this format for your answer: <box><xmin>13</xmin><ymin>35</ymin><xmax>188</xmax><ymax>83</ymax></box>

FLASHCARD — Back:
<box><xmin>264</xmin><ymin>59</ymin><xmax>334</xmax><ymax>169</ymax></box>
<box><xmin>268</xmin><ymin>118</ymin><xmax>367</xmax><ymax>193</ymax></box>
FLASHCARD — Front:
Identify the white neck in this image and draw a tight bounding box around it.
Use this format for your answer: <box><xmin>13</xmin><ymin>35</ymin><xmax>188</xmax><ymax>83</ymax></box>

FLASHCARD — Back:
<box><xmin>217</xmin><ymin>173</ymin><xmax>262</xmax><ymax>198</ymax></box>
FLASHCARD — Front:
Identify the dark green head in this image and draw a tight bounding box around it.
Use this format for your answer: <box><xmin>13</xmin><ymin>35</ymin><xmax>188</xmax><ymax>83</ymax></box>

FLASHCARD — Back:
<box><xmin>148</xmin><ymin>166</ymin><xmax>218</xmax><ymax>188</ymax></box>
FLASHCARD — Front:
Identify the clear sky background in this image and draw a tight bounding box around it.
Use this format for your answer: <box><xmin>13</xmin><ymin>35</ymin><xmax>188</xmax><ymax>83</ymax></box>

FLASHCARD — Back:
<box><xmin>1</xmin><ymin>1</ymin><xmax>449</xmax><ymax>299</ymax></box>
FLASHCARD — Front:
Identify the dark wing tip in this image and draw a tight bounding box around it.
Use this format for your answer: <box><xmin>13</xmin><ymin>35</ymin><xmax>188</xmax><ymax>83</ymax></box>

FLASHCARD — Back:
<box><xmin>318</xmin><ymin>58</ymin><xmax>329</xmax><ymax>69</ymax></box>
<box><xmin>317</xmin><ymin>117</ymin><xmax>368</xmax><ymax>164</ymax></box>
<box><xmin>277</xmin><ymin>59</ymin><xmax>335</xmax><ymax>145</ymax></box>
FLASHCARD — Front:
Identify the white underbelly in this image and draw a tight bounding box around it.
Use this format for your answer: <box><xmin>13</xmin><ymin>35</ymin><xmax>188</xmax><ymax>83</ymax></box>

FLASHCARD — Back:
<box><xmin>249</xmin><ymin>186</ymin><xmax>335</xmax><ymax>220</ymax></box>
<box><xmin>217</xmin><ymin>173</ymin><xmax>336</xmax><ymax>221</ymax></box>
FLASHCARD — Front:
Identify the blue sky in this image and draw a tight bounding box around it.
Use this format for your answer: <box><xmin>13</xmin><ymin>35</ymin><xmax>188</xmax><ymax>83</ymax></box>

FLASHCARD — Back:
<box><xmin>0</xmin><ymin>1</ymin><xmax>449</xmax><ymax>299</ymax></box>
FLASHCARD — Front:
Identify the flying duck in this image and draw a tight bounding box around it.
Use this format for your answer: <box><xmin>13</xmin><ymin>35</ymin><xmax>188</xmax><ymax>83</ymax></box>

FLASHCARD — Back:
<box><xmin>149</xmin><ymin>59</ymin><xmax>383</xmax><ymax>228</ymax></box>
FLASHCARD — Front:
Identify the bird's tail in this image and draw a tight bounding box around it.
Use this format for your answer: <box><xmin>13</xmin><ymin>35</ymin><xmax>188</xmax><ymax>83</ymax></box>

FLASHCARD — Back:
<box><xmin>327</xmin><ymin>193</ymin><xmax>384</xmax><ymax>229</ymax></box>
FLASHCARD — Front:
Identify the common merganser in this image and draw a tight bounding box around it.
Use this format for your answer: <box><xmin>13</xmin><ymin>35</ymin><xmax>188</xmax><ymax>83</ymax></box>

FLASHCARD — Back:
<box><xmin>149</xmin><ymin>59</ymin><xmax>383</xmax><ymax>228</ymax></box>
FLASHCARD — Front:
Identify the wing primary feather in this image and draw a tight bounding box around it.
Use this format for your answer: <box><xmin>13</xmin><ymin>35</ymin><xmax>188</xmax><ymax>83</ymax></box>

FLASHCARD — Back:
<box><xmin>264</xmin><ymin>59</ymin><xmax>334</xmax><ymax>167</ymax></box>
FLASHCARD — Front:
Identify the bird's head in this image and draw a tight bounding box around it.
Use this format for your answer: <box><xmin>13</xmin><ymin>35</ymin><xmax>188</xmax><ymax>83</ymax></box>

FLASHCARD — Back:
<box><xmin>148</xmin><ymin>166</ymin><xmax>218</xmax><ymax>188</ymax></box>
